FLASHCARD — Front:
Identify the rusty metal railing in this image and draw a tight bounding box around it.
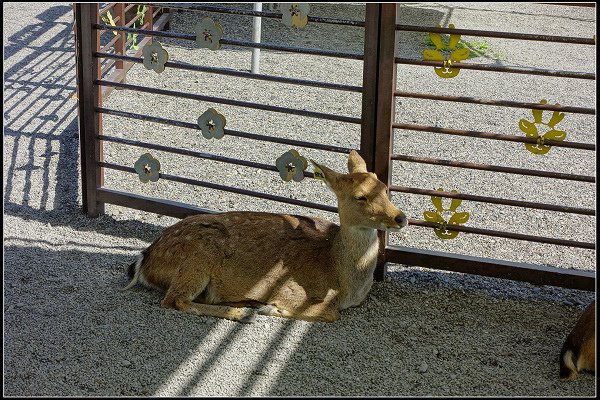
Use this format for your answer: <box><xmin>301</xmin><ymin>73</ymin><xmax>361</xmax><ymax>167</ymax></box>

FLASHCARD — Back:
<box><xmin>75</xmin><ymin>3</ymin><xmax>595</xmax><ymax>291</ymax></box>
<box><xmin>380</xmin><ymin>4</ymin><xmax>595</xmax><ymax>290</ymax></box>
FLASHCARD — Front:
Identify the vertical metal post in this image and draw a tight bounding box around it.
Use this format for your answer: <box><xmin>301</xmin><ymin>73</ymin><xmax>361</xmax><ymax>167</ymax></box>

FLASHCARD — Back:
<box><xmin>114</xmin><ymin>3</ymin><xmax>125</xmax><ymax>70</ymax></box>
<box><xmin>361</xmin><ymin>4</ymin><xmax>397</xmax><ymax>280</ymax></box>
<box><xmin>373</xmin><ymin>4</ymin><xmax>398</xmax><ymax>281</ymax></box>
<box><xmin>360</xmin><ymin>3</ymin><xmax>381</xmax><ymax>171</ymax></box>
<box><xmin>251</xmin><ymin>3</ymin><xmax>262</xmax><ymax>74</ymax></box>
<box><xmin>75</xmin><ymin>3</ymin><xmax>104</xmax><ymax>217</ymax></box>
<box><xmin>144</xmin><ymin>5</ymin><xmax>154</xmax><ymax>43</ymax></box>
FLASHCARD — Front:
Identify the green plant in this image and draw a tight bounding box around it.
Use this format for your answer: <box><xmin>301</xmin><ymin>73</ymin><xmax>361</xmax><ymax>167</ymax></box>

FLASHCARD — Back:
<box><xmin>127</xmin><ymin>5</ymin><xmax>147</xmax><ymax>51</ymax></box>
<box><xmin>424</xmin><ymin>35</ymin><xmax>505</xmax><ymax>60</ymax></box>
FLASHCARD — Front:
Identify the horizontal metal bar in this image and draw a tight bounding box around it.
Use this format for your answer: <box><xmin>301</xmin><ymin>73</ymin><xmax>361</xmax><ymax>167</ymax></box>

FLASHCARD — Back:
<box><xmin>392</xmin><ymin>123</ymin><xmax>595</xmax><ymax>151</ymax></box>
<box><xmin>407</xmin><ymin>219</ymin><xmax>595</xmax><ymax>249</ymax></box>
<box><xmin>97</xmin><ymin>187</ymin><xmax>217</xmax><ymax>219</ymax></box>
<box><xmin>99</xmin><ymin>161</ymin><xmax>338</xmax><ymax>213</ymax></box>
<box><xmin>394</xmin><ymin>57</ymin><xmax>595</xmax><ymax>80</ymax></box>
<box><xmin>395</xmin><ymin>24</ymin><xmax>595</xmax><ymax>45</ymax></box>
<box><xmin>389</xmin><ymin>185</ymin><xmax>595</xmax><ymax>215</ymax></box>
<box><xmin>384</xmin><ymin>245</ymin><xmax>595</xmax><ymax>291</ymax></box>
<box><xmin>95</xmin><ymin>80</ymin><xmax>361</xmax><ymax>124</ymax></box>
<box><xmin>94</xmin><ymin>52</ymin><xmax>363</xmax><ymax>92</ymax></box>
<box><xmin>93</xmin><ymin>23</ymin><xmax>364</xmax><ymax>60</ymax></box>
<box><xmin>98</xmin><ymin>134</ymin><xmax>316</xmax><ymax>178</ymax></box>
<box><xmin>142</xmin><ymin>3</ymin><xmax>366</xmax><ymax>27</ymax></box>
<box><xmin>394</xmin><ymin>91</ymin><xmax>595</xmax><ymax>115</ymax></box>
<box><xmin>97</xmin><ymin>107</ymin><xmax>355</xmax><ymax>154</ymax></box>
<box><xmin>391</xmin><ymin>154</ymin><xmax>596</xmax><ymax>183</ymax></box>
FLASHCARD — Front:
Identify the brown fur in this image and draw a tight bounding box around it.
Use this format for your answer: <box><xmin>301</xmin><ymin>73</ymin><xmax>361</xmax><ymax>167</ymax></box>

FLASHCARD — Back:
<box><xmin>122</xmin><ymin>151</ymin><xmax>407</xmax><ymax>323</ymax></box>
<box><xmin>560</xmin><ymin>300</ymin><xmax>595</xmax><ymax>381</ymax></box>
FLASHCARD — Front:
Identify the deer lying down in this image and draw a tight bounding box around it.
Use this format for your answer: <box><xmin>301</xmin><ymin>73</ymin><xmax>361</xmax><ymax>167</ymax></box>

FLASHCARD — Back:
<box><xmin>122</xmin><ymin>150</ymin><xmax>407</xmax><ymax>323</ymax></box>
<box><xmin>559</xmin><ymin>300</ymin><xmax>595</xmax><ymax>381</ymax></box>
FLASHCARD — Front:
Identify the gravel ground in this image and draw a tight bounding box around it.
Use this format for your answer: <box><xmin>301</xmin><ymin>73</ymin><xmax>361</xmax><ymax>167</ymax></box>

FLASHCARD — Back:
<box><xmin>3</xmin><ymin>2</ymin><xmax>596</xmax><ymax>397</ymax></box>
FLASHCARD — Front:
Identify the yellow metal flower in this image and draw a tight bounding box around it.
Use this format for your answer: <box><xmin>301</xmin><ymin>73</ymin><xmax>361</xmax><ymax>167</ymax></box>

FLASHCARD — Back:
<box><xmin>281</xmin><ymin>3</ymin><xmax>310</xmax><ymax>29</ymax></box>
<box><xmin>423</xmin><ymin>24</ymin><xmax>470</xmax><ymax>78</ymax></box>
<box><xmin>423</xmin><ymin>188</ymin><xmax>470</xmax><ymax>239</ymax></box>
<box><xmin>518</xmin><ymin>100</ymin><xmax>567</xmax><ymax>155</ymax></box>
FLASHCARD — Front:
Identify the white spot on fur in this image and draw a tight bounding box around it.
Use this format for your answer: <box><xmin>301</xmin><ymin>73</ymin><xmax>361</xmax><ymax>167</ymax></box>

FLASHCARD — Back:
<box><xmin>563</xmin><ymin>349</ymin><xmax>576</xmax><ymax>373</ymax></box>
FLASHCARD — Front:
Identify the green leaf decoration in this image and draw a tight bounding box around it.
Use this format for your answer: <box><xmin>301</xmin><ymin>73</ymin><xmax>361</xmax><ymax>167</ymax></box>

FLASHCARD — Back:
<box><xmin>547</xmin><ymin>110</ymin><xmax>565</xmax><ymax>128</ymax></box>
<box><xmin>520</xmin><ymin>99</ymin><xmax>567</xmax><ymax>155</ymax></box>
<box><xmin>532</xmin><ymin>100</ymin><xmax>547</xmax><ymax>123</ymax></box>
<box><xmin>423</xmin><ymin>49</ymin><xmax>445</xmax><ymax>61</ymax></box>
<box><xmin>429</xmin><ymin>31</ymin><xmax>444</xmax><ymax>49</ymax></box>
<box><xmin>431</xmin><ymin>191</ymin><xmax>444</xmax><ymax>212</ymax></box>
<box><xmin>518</xmin><ymin>119</ymin><xmax>538</xmax><ymax>137</ymax></box>
<box><xmin>450</xmin><ymin>47</ymin><xmax>470</xmax><ymax>62</ymax></box>
<box><xmin>449</xmin><ymin>211</ymin><xmax>470</xmax><ymax>225</ymax></box>
<box><xmin>449</xmin><ymin>193</ymin><xmax>462</xmax><ymax>212</ymax></box>
<box><xmin>543</xmin><ymin>129</ymin><xmax>567</xmax><ymax>141</ymax></box>
<box><xmin>448</xmin><ymin>24</ymin><xmax>461</xmax><ymax>48</ymax></box>
<box><xmin>423</xmin><ymin>211</ymin><xmax>444</xmax><ymax>223</ymax></box>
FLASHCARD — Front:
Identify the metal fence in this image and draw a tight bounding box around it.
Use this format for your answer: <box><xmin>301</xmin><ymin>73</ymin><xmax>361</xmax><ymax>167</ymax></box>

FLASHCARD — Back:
<box><xmin>74</xmin><ymin>3</ymin><xmax>595</xmax><ymax>291</ymax></box>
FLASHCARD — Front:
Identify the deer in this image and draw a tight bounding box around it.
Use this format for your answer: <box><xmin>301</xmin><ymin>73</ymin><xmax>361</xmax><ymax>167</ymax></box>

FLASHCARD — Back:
<box><xmin>559</xmin><ymin>300</ymin><xmax>595</xmax><ymax>381</ymax></box>
<box><xmin>122</xmin><ymin>150</ymin><xmax>408</xmax><ymax>323</ymax></box>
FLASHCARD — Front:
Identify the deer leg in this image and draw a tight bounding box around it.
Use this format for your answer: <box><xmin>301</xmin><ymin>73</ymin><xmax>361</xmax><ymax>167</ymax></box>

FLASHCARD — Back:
<box><xmin>160</xmin><ymin>274</ymin><xmax>256</xmax><ymax>323</ymax></box>
<box><xmin>257</xmin><ymin>303</ymin><xmax>340</xmax><ymax>323</ymax></box>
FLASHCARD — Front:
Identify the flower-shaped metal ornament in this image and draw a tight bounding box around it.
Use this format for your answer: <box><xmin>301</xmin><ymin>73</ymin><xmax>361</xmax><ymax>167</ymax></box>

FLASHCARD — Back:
<box><xmin>195</xmin><ymin>17</ymin><xmax>225</xmax><ymax>50</ymax></box>
<box><xmin>423</xmin><ymin>188</ymin><xmax>470</xmax><ymax>239</ymax></box>
<box><xmin>134</xmin><ymin>153</ymin><xmax>161</xmax><ymax>183</ymax></box>
<box><xmin>423</xmin><ymin>24</ymin><xmax>470</xmax><ymax>78</ymax></box>
<box><xmin>518</xmin><ymin>100</ymin><xmax>567</xmax><ymax>155</ymax></box>
<box><xmin>142</xmin><ymin>41</ymin><xmax>169</xmax><ymax>73</ymax></box>
<box><xmin>276</xmin><ymin>149</ymin><xmax>308</xmax><ymax>182</ymax></box>
<box><xmin>281</xmin><ymin>3</ymin><xmax>310</xmax><ymax>29</ymax></box>
<box><xmin>197</xmin><ymin>108</ymin><xmax>226</xmax><ymax>139</ymax></box>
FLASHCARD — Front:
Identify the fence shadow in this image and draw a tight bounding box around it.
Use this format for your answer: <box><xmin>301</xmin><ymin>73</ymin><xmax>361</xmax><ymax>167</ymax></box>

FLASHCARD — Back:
<box><xmin>3</xmin><ymin>3</ymin><xmax>171</xmax><ymax>243</ymax></box>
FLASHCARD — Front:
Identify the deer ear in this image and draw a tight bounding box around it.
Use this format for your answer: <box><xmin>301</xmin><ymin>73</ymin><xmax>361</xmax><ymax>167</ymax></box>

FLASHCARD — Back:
<box><xmin>347</xmin><ymin>150</ymin><xmax>368</xmax><ymax>173</ymax></box>
<box><xmin>310</xmin><ymin>160</ymin><xmax>341</xmax><ymax>189</ymax></box>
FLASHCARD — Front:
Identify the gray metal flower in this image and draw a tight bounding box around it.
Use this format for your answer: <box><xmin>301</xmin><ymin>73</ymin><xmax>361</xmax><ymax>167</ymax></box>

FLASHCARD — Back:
<box><xmin>276</xmin><ymin>149</ymin><xmax>308</xmax><ymax>182</ymax></box>
<box><xmin>197</xmin><ymin>108</ymin><xmax>226</xmax><ymax>139</ymax></box>
<box><xmin>280</xmin><ymin>3</ymin><xmax>310</xmax><ymax>29</ymax></box>
<box><xmin>142</xmin><ymin>41</ymin><xmax>169</xmax><ymax>73</ymax></box>
<box><xmin>134</xmin><ymin>153</ymin><xmax>161</xmax><ymax>183</ymax></box>
<box><xmin>195</xmin><ymin>17</ymin><xmax>225</xmax><ymax>51</ymax></box>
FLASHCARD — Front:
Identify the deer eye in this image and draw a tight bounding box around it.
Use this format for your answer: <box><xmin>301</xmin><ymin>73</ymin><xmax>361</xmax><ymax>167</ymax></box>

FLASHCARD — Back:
<box><xmin>355</xmin><ymin>196</ymin><xmax>368</xmax><ymax>201</ymax></box>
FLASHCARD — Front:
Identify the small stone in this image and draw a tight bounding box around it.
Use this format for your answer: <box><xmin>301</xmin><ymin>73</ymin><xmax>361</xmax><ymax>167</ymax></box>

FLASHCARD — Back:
<box><xmin>122</xmin><ymin>360</ymin><xmax>132</xmax><ymax>367</ymax></box>
<box><xmin>450</xmin><ymin>373</ymin><xmax>457</xmax><ymax>379</ymax></box>
<box><xmin>410</xmin><ymin>277</ymin><xmax>416</xmax><ymax>284</ymax></box>
<box><xmin>433</xmin><ymin>348</ymin><xmax>439</xmax><ymax>356</ymax></box>
<box><xmin>563</xmin><ymin>300</ymin><xmax>574</xmax><ymax>307</ymax></box>
<box><xmin>418</xmin><ymin>362</ymin><xmax>428</xmax><ymax>373</ymax></box>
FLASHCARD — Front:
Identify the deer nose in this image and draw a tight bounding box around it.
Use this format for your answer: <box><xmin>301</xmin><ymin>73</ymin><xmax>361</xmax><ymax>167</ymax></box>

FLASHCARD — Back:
<box><xmin>395</xmin><ymin>214</ymin><xmax>408</xmax><ymax>228</ymax></box>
